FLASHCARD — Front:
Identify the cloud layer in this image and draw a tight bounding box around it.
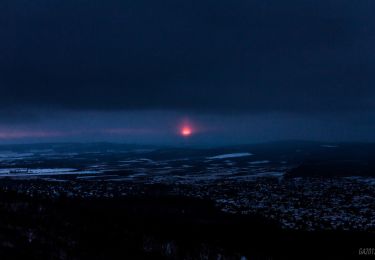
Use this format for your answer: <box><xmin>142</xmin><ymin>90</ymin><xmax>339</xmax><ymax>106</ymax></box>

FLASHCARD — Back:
<box><xmin>1</xmin><ymin>1</ymin><xmax>375</xmax><ymax>143</ymax></box>
<box><xmin>1</xmin><ymin>0</ymin><xmax>374</xmax><ymax>115</ymax></box>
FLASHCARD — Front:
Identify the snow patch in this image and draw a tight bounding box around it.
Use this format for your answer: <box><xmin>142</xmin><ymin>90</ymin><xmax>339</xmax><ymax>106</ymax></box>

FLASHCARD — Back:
<box><xmin>249</xmin><ymin>160</ymin><xmax>270</xmax><ymax>165</ymax></box>
<box><xmin>208</xmin><ymin>153</ymin><xmax>253</xmax><ymax>160</ymax></box>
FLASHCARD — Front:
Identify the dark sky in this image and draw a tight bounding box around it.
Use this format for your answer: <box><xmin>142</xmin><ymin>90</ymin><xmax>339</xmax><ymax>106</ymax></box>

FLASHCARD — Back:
<box><xmin>1</xmin><ymin>0</ymin><xmax>375</xmax><ymax>144</ymax></box>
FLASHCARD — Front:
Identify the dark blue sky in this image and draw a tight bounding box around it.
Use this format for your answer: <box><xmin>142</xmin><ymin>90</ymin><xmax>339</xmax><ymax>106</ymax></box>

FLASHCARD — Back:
<box><xmin>0</xmin><ymin>0</ymin><xmax>375</xmax><ymax>144</ymax></box>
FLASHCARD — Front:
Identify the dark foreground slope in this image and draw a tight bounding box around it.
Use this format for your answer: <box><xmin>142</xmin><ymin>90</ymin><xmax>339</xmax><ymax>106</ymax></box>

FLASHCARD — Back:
<box><xmin>0</xmin><ymin>190</ymin><xmax>372</xmax><ymax>260</ymax></box>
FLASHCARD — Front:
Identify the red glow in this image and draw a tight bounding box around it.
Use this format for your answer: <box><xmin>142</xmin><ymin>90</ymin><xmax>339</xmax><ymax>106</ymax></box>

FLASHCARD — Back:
<box><xmin>181</xmin><ymin>126</ymin><xmax>192</xmax><ymax>137</ymax></box>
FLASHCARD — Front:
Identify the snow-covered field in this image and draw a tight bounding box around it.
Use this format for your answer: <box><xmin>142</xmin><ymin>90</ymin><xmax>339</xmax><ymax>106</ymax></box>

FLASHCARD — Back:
<box><xmin>208</xmin><ymin>153</ymin><xmax>253</xmax><ymax>160</ymax></box>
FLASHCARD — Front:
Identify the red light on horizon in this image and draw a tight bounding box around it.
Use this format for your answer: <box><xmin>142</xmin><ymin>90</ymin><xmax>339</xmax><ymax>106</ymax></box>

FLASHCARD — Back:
<box><xmin>181</xmin><ymin>126</ymin><xmax>192</xmax><ymax>137</ymax></box>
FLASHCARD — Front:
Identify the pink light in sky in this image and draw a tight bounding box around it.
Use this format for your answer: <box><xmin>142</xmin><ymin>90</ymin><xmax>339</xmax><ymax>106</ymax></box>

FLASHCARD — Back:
<box><xmin>0</xmin><ymin>130</ymin><xmax>64</xmax><ymax>139</ymax></box>
<box><xmin>179</xmin><ymin>119</ymin><xmax>195</xmax><ymax>137</ymax></box>
<box><xmin>181</xmin><ymin>126</ymin><xmax>192</xmax><ymax>137</ymax></box>
<box><xmin>0</xmin><ymin>127</ymin><xmax>157</xmax><ymax>140</ymax></box>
